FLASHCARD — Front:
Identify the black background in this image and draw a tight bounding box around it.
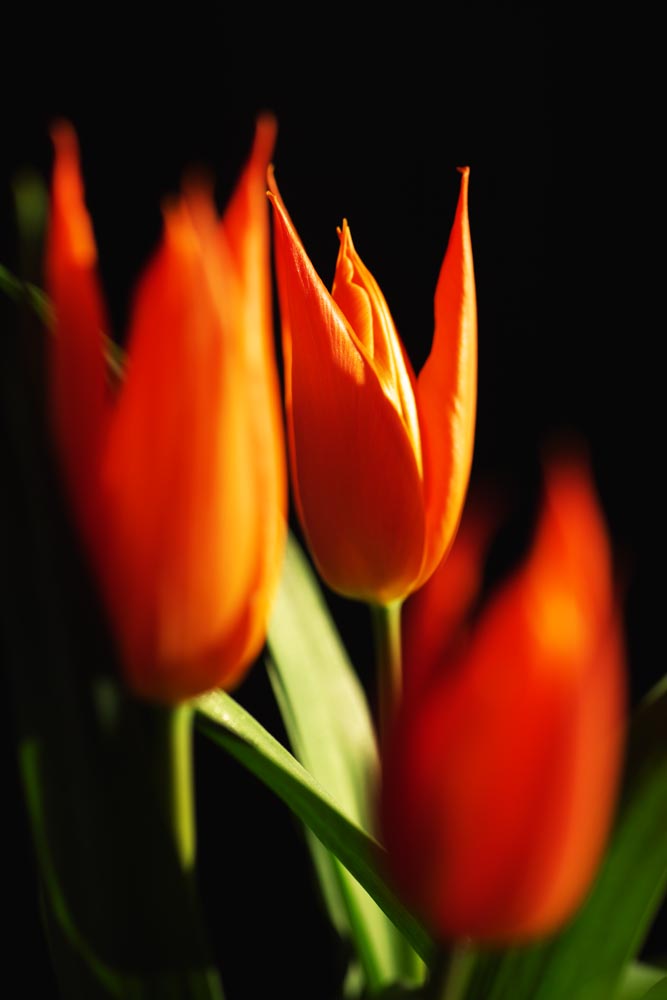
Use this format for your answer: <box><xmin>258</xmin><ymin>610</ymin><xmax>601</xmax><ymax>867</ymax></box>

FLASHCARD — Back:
<box><xmin>2</xmin><ymin>6</ymin><xmax>663</xmax><ymax>996</ymax></box>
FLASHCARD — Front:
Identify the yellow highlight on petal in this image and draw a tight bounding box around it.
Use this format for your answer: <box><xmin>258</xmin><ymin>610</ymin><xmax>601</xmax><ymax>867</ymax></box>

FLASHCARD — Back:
<box><xmin>533</xmin><ymin>591</ymin><xmax>588</xmax><ymax>665</ymax></box>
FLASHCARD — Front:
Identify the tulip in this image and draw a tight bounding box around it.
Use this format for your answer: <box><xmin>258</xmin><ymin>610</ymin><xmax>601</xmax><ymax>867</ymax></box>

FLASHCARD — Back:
<box><xmin>46</xmin><ymin>118</ymin><xmax>286</xmax><ymax>703</ymax></box>
<box><xmin>268</xmin><ymin>168</ymin><xmax>476</xmax><ymax>604</ymax></box>
<box><xmin>402</xmin><ymin>498</ymin><xmax>499</xmax><ymax>702</ymax></box>
<box><xmin>380</xmin><ymin>458</ymin><xmax>625</xmax><ymax>942</ymax></box>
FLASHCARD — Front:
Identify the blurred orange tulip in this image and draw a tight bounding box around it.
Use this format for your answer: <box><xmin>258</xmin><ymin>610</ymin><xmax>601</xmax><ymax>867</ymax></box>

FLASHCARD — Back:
<box><xmin>380</xmin><ymin>458</ymin><xmax>625</xmax><ymax>941</ymax></box>
<box><xmin>46</xmin><ymin>118</ymin><xmax>286</xmax><ymax>703</ymax></box>
<box><xmin>268</xmin><ymin>168</ymin><xmax>476</xmax><ymax>604</ymax></box>
<box><xmin>402</xmin><ymin>497</ymin><xmax>500</xmax><ymax>702</ymax></box>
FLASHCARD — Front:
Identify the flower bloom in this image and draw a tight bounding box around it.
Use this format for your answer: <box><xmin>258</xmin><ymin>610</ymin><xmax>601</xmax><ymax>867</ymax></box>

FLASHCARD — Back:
<box><xmin>402</xmin><ymin>496</ymin><xmax>501</xmax><ymax>702</ymax></box>
<box><xmin>268</xmin><ymin>168</ymin><xmax>476</xmax><ymax>604</ymax></box>
<box><xmin>380</xmin><ymin>458</ymin><xmax>626</xmax><ymax>941</ymax></box>
<box><xmin>46</xmin><ymin>118</ymin><xmax>286</xmax><ymax>702</ymax></box>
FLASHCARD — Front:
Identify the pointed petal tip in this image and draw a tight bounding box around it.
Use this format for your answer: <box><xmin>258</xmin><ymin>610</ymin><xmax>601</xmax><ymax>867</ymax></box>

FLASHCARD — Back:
<box><xmin>252</xmin><ymin>112</ymin><xmax>278</xmax><ymax>170</ymax></box>
<box><xmin>50</xmin><ymin>118</ymin><xmax>78</xmax><ymax>154</ymax></box>
<box><xmin>180</xmin><ymin>173</ymin><xmax>220</xmax><ymax>242</ymax></box>
<box><xmin>541</xmin><ymin>433</ymin><xmax>591</xmax><ymax>472</ymax></box>
<box><xmin>266</xmin><ymin>171</ymin><xmax>290</xmax><ymax>226</ymax></box>
<box><xmin>336</xmin><ymin>218</ymin><xmax>352</xmax><ymax>245</ymax></box>
<box><xmin>181</xmin><ymin>163</ymin><xmax>216</xmax><ymax>199</ymax></box>
<box><xmin>256</xmin><ymin>109</ymin><xmax>278</xmax><ymax>139</ymax></box>
<box><xmin>456</xmin><ymin>166</ymin><xmax>470</xmax><ymax>201</ymax></box>
<box><xmin>50</xmin><ymin>119</ymin><xmax>82</xmax><ymax>185</ymax></box>
<box><xmin>161</xmin><ymin>172</ymin><xmax>219</xmax><ymax>243</ymax></box>
<box><xmin>160</xmin><ymin>197</ymin><xmax>197</xmax><ymax>254</ymax></box>
<box><xmin>266</xmin><ymin>169</ymin><xmax>299</xmax><ymax>238</ymax></box>
<box><xmin>539</xmin><ymin>441</ymin><xmax>598</xmax><ymax>521</ymax></box>
<box><xmin>49</xmin><ymin>119</ymin><xmax>98</xmax><ymax>268</ymax></box>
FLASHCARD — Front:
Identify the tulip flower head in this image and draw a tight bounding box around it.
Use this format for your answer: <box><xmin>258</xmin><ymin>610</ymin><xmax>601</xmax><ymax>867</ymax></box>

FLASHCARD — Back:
<box><xmin>268</xmin><ymin>168</ymin><xmax>476</xmax><ymax>604</ymax></box>
<box><xmin>380</xmin><ymin>458</ymin><xmax>625</xmax><ymax>942</ymax></box>
<box><xmin>46</xmin><ymin>118</ymin><xmax>286</xmax><ymax>703</ymax></box>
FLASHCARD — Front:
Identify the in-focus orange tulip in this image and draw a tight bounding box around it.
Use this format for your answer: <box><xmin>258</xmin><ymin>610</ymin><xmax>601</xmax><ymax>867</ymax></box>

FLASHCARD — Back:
<box><xmin>46</xmin><ymin>118</ymin><xmax>286</xmax><ymax>703</ymax></box>
<box><xmin>380</xmin><ymin>458</ymin><xmax>626</xmax><ymax>942</ymax></box>
<box><xmin>268</xmin><ymin>168</ymin><xmax>476</xmax><ymax>604</ymax></box>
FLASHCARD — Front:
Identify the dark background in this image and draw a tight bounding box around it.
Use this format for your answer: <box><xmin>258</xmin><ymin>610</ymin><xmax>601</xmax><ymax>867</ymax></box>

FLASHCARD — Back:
<box><xmin>2</xmin><ymin>6</ymin><xmax>662</xmax><ymax>996</ymax></box>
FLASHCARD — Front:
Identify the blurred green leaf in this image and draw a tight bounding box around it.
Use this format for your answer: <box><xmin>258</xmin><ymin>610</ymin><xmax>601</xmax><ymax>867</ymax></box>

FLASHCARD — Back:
<box><xmin>17</xmin><ymin>691</ymin><xmax>225</xmax><ymax>1000</ymax></box>
<box><xmin>0</xmin><ymin>262</ymin><xmax>123</xmax><ymax>379</ymax></box>
<box><xmin>465</xmin><ymin>677</ymin><xmax>667</xmax><ymax>1000</ymax></box>
<box><xmin>642</xmin><ymin>977</ymin><xmax>667</xmax><ymax>1000</ymax></box>
<box><xmin>615</xmin><ymin>964</ymin><xmax>667</xmax><ymax>1000</ymax></box>
<box><xmin>0</xmin><ymin>263</ymin><xmax>52</xmax><ymax>321</ymax></box>
<box><xmin>266</xmin><ymin>532</ymin><xmax>426</xmax><ymax>992</ymax></box>
<box><xmin>26</xmin><ymin>741</ymin><xmax>223</xmax><ymax>1000</ymax></box>
<box><xmin>195</xmin><ymin>689</ymin><xmax>434</xmax><ymax>970</ymax></box>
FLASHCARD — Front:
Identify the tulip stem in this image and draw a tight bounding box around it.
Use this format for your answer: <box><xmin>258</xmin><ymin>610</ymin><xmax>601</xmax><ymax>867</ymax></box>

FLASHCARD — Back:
<box><xmin>437</xmin><ymin>942</ymin><xmax>474</xmax><ymax>1000</ymax></box>
<box><xmin>371</xmin><ymin>600</ymin><xmax>403</xmax><ymax>738</ymax></box>
<box><xmin>160</xmin><ymin>703</ymin><xmax>197</xmax><ymax>872</ymax></box>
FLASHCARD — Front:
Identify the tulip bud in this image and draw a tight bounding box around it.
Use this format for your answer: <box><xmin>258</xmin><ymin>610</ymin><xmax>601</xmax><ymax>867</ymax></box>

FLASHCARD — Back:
<box><xmin>46</xmin><ymin>119</ymin><xmax>286</xmax><ymax>702</ymax></box>
<box><xmin>380</xmin><ymin>459</ymin><xmax>625</xmax><ymax>941</ymax></box>
<box><xmin>268</xmin><ymin>168</ymin><xmax>476</xmax><ymax>604</ymax></box>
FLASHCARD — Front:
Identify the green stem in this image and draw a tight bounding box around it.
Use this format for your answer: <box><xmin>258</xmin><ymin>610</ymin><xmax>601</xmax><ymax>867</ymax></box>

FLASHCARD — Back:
<box><xmin>370</xmin><ymin>600</ymin><xmax>403</xmax><ymax>739</ymax></box>
<box><xmin>159</xmin><ymin>703</ymin><xmax>197</xmax><ymax>872</ymax></box>
<box><xmin>438</xmin><ymin>943</ymin><xmax>474</xmax><ymax>1000</ymax></box>
<box><xmin>153</xmin><ymin>703</ymin><xmax>196</xmax><ymax>872</ymax></box>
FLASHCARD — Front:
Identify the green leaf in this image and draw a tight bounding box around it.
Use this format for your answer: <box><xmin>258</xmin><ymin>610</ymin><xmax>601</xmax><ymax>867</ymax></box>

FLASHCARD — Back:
<box><xmin>266</xmin><ymin>532</ymin><xmax>426</xmax><ymax>992</ymax></box>
<box><xmin>195</xmin><ymin>689</ymin><xmax>434</xmax><ymax>971</ymax></box>
<box><xmin>615</xmin><ymin>964</ymin><xmax>667</xmax><ymax>1000</ymax></box>
<box><xmin>266</xmin><ymin>656</ymin><xmax>347</xmax><ymax>938</ymax></box>
<box><xmin>642</xmin><ymin>978</ymin><xmax>667</xmax><ymax>1000</ymax></box>
<box><xmin>16</xmin><ymin>693</ymin><xmax>225</xmax><ymax>1000</ymax></box>
<box><xmin>0</xmin><ymin>263</ymin><xmax>51</xmax><ymax>320</ymax></box>
<box><xmin>465</xmin><ymin>677</ymin><xmax>667</xmax><ymax>1000</ymax></box>
<box><xmin>24</xmin><ymin>736</ymin><xmax>223</xmax><ymax>1000</ymax></box>
<box><xmin>0</xmin><ymin>262</ymin><xmax>124</xmax><ymax>379</ymax></box>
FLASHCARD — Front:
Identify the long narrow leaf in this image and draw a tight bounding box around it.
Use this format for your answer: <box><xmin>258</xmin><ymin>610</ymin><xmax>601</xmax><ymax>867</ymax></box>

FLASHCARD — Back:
<box><xmin>615</xmin><ymin>964</ymin><xmax>667</xmax><ymax>1000</ymax></box>
<box><xmin>266</xmin><ymin>533</ymin><xmax>425</xmax><ymax>991</ymax></box>
<box><xmin>23</xmin><ymin>738</ymin><xmax>223</xmax><ymax>1000</ymax></box>
<box><xmin>195</xmin><ymin>689</ymin><xmax>434</xmax><ymax>967</ymax></box>
<box><xmin>643</xmin><ymin>979</ymin><xmax>667</xmax><ymax>1000</ymax></box>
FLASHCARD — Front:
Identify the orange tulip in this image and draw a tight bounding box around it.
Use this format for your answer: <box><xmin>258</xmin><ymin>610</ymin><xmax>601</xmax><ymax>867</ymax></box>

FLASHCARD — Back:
<box><xmin>380</xmin><ymin>458</ymin><xmax>625</xmax><ymax>942</ymax></box>
<box><xmin>402</xmin><ymin>497</ymin><xmax>500</xmax><ymax>702</ymax></box>
<box><xmin>268</xmin><ymin>168</ymin><xmax>476</xmax><ymax>604</ymax></box>
<box><xmin>46</xmin><ymin>118</ymin><xmax>286</xmax><ymax>703</ymax></box>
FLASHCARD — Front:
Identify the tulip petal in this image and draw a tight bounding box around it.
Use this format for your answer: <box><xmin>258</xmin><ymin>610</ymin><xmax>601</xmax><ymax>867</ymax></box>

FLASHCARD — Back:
<box><xmin>402</xmin><ymin>498</ymin><xmax>500</xmax><ymax>700</ymax></box>
<box><xmin>100</xmin><ymin>193</ymin><xmax>270</xmax><ymax>701</ymax></box>
<box><xmin>45</xmin><ymin>122</ymin><xmax>112</xmax><ymax>551</ymax></box>
<box><xmin>416</xmin><ymin>167</ymin><xmax>477</xmax><ymax>588</ymax></box>
<box><xmin>217</xmin><ymin>115</ymin><xmax>287</xmax><ymax>679</ymax></box>
<box><xmin>332</xmin><ymin>221</ymin><xmax>422</xmax><ymax>473</ymax></box>
<box><xmin>269</xmin><ymin>174</ymin><xmax>425</xmax><ymax>603</ymax></box>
